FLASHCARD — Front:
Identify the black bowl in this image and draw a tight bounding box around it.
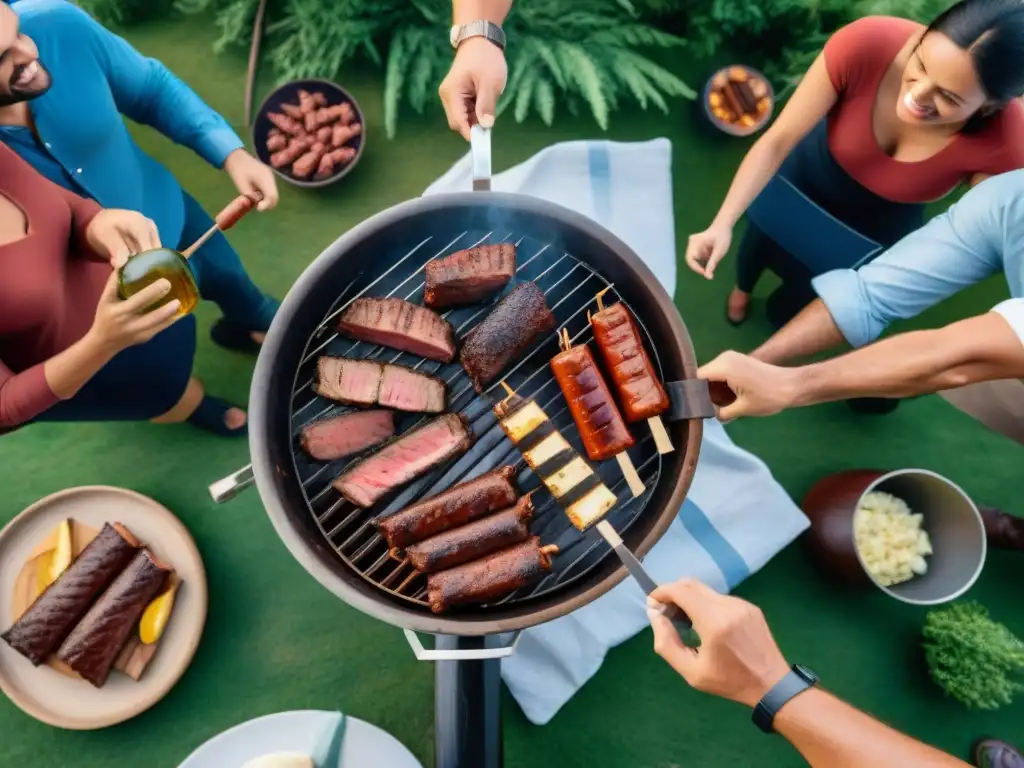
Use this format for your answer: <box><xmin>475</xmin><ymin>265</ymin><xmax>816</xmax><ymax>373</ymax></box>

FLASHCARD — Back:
<box><xmin>700</xmin><ymin>65</ymin><xmax>775</xmax><ymax>138</ymax></box>
<box><xmin>252</xmin><ymin>78</ymin><xmax>365</xmax><ymax>189</ymax></box>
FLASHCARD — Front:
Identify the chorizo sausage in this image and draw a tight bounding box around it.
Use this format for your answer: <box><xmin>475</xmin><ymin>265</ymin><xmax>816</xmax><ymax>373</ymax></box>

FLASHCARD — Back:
<box><xmin>590</xmin><ymin>303</ymin><xmax>669</xmax><ymax>422</ymax></box>
<box><xmin>550</xmin><ymin>342</ymin><xmax>634</xmax><ymax>461</ymax></box>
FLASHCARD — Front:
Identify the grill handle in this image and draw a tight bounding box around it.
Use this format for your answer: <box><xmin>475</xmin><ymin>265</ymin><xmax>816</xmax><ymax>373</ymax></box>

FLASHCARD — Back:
<box><xmin>208</xmin><ymin>464</ymin><xmax>255</xmax><ymax>503</ymax></box>
<box><xmin>470</xmin><ymin>124</ymin><xmax>491</xmax><ymax>191</ymax></box>
<box><xmin>403</xmin><ymin>629</ymin><xmax>520</xmax><ymax>660</ymax></box>
<box><xmin>665</xmin><ymin>379</ymin><xmax>718</xmax><ymax>421</ymax></box>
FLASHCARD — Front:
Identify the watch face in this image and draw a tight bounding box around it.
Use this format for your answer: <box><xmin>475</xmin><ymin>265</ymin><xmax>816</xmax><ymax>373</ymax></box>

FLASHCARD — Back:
<box><xmin>793</xmin><ymin>664</ymin><xmax>819</xmax><ymax>684</ymax></box>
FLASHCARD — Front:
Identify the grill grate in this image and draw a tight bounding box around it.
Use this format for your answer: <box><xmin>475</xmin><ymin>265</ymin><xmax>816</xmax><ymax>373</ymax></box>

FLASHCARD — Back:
<box><xmin>288</xmin><ymin>231</ymin><xmax>668</xmax><ymax>611</ymax></box>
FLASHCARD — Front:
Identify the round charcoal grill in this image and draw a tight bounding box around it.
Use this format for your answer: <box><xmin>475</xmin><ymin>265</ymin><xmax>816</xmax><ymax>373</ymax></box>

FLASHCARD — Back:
<box><xmin>211</xmin><ymin>128</ymin><xmax>716</xmax><ymax>768</ymax></box>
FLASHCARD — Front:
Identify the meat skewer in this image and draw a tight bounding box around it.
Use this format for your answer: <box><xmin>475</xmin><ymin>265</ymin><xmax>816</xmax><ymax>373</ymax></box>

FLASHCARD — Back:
<box><xmin>333</xmin><ymin>413</ymin><xmax>474</xmax><ymax>507</ymax></box>
<box><xmin>589</xmin><ymin>289</ymin><xmax>674</xmax><ymax>455</ymax></box>
<box><xmin>405</xmin><ymin>494</ymin><xmax>535</xmax><ymax>573</ymax></box>
<box><xmin>314</xmin><ymin>356</ymin><xmax>446</xmax><ymax>413</ymax></box>
<box><xmin>300</xmin><ymin>409</ymin><xmax>395</xmax><ymax>462</ymax></box>
<box><xmin>426</xmin><ymin>537</ymin><xmax>558</xmax><ymax>613</ymax></box>
<box><xmin>1</xmin><ymin>523</ymin><xmax>139</xmax><ymax>665</ymax></box>
<box><xmin>459</xmin><ymin>281</ymin><xmax>556</xmax><ymax>393</ymax></box>
<box><xmin>424</xmin><ymin>243</ymin><xmax>516</xmax><ymax>309</ymax></box>
<box><xmin>55</xmin><ymin>549</ymin><xmax>170</xmax><ymax>687</ymax></box>
<box><xmin>550</xmin><ymin>328</ymin><xmax>643</xmax><ymax>498</ymax></box>
<box><xmin>338</xmin><ymin>297</ymin><xmax>456</xmax><ymax>363</ymax></box>
<box><xmin>375</xmin><ymin>465</ymin><xmax>518</xmax><ymax>550</ymax></box>
<box><xmin>495</xmin><ymin>382</ymin><xmax>618</xmax><ymax>531</ymax></box>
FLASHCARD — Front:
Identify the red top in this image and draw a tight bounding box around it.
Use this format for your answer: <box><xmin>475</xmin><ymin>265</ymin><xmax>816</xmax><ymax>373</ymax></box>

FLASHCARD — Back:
<box><xmin>0</xmin><ymin>144</ymin><xmax>109</xmax><ymax>427</ymax></box>
<box><xmin>823</xmin><ymin>16</ymin><xmax>1024</xmax><ymax>203</ymax></box>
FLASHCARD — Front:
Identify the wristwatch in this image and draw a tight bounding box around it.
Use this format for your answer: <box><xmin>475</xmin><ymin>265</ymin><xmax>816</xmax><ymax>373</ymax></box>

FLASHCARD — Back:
<box><xmin>450</xmin><ymin>20</ymin><xmax>506</xmax><ymax>51</ymax></box>
<box><xmin>752</xmin><ymin>664</ymin><xmax>819</xmax><ymax>733</ymax></box>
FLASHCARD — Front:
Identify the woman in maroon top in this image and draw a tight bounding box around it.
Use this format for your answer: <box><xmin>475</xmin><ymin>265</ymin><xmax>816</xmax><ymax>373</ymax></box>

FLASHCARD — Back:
<box><xmin>686</xmin><ymin>0</ymin><xmax>1024</xmax><ymax>327</ymax></box>
<box><xmin>0</xmin><ymin>143</ymin><xmax>242</xmax><ymax>433</ymax></box>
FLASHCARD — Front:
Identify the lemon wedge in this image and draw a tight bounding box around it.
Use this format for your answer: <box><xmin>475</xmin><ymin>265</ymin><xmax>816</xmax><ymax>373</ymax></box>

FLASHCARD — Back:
<box><xmin>140</xmin><ymin>579</ymin><xmax>179</xmax><ymax>645</ymax></box>
<box><xmin>34</xmin><ymin>519</ymin><xmax>73</xmax><ymax>597</ymax></box>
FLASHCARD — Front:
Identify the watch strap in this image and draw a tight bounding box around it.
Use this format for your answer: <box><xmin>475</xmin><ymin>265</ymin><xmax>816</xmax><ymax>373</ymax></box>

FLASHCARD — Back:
<box><xmin>452</xmin><ymin>20</ymin><xmax>506</xmax><ymax>50</ymax></box>
<box><xmin>752</xmin><ymin>665</ymin><xmax>817</xmax><ymax>734</ymax></box>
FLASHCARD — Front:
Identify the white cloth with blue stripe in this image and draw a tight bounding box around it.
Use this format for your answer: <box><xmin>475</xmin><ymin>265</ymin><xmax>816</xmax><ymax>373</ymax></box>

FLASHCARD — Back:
<box><xmin>423</xmin><ymin>137</ymin><xmax>810</xmax><ymax>726</ymax></box>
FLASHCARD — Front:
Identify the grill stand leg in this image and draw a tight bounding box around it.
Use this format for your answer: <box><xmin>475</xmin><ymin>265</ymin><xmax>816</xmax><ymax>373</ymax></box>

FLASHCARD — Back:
<box><xmin>434</xmin><ymin>635</ymin><xmax>503</xmax><ymax>768</ymax></box>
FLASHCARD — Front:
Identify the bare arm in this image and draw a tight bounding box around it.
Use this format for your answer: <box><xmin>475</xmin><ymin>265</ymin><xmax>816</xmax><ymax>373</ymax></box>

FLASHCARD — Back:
<box><xmin>776</xmin><ymin>689</ymin><xmax>969</xmax><ymax>767</ymax></box>
<box><xmin>453</xmin><ymin>0</ymin><xmax>512</xmax><ymax>23</ymax></box>
<box><xmin>751</xmin><ymin>299</ymin><xmax>846</xmax><ymax>364</ymax></box>
<box><xmin>709</xmin><ymin>55</ymin><xmax>837</xmax><ymax>231</ymax></box>
<box><xmin>789</xmin><ymin>311</ymin><xmax>1024</xmax><ymax>407</ymax></box>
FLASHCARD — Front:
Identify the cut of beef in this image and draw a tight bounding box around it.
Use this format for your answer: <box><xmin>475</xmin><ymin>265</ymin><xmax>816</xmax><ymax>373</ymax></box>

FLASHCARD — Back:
<box><xmin>314</xmin><ymin>356</ymin><xmax>446</xmax><ymax>413</ymax></box>
<box><xmin>424</xmin><ymin>244</ymin><xmax>516</xmax><ymax>308</ymax></box>
<box><xmin>300</xmin><ymin>410</ymin><xmax>396</xmax><ymax>462</ymax></box>
<box><xmin>337</xmin><ymin>298</ymin><xmax>456</xmax><ymax>363</ymax></box>
<box><xmin>333</xmin><ymin>414</ymin><xmax>474</xmax><ymax>507</ymax></box>
<box><xmin>459</xmin><ymin>281</ymin><xmax>556</xmax><ymax>392</ymax></box>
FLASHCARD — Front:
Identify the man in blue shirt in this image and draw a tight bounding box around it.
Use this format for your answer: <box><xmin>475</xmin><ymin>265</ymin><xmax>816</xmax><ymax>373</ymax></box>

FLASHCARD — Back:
<box><xmin>725</xmin><ymin>169</ymin><xmax>1024</xmax><ymax>446</ymax></box>
<box><xmin>0</xmin><ymin>0</ymin><xmax>279</xmax><ymax>363</ymax></box>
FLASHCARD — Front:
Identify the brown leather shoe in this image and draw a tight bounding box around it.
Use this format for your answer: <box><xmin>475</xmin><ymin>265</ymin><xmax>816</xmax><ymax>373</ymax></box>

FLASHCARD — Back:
<box><xmin>978</xmin><ymin>507</ymin><xmax>1024</xmax><ymax>550</ymax></box>
<box><xmin>974</xmin><ymin>739</ymin><xmax>1024</xmax><ymax>767</ymax></box>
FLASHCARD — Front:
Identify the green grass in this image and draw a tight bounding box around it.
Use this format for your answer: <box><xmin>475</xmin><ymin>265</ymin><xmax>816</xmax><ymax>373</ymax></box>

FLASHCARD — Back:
<box><xmin>1</xmin><ymin>14</ymin><xmax>1022</xmax><ymax>767</ymax></box>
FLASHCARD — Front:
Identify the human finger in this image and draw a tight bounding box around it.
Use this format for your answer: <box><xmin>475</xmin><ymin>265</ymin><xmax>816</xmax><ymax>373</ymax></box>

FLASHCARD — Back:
<box><xmin>696</xmin><ymin>352</ymin><xmax>735</xmax><ymax>383</ymax></box>
<box><xmin>254</xmin><ymin>171</ymin><xmax>278</xmax><ymax>211</ymax></box>
<box><xmin>473</xmin><ymin>77</ymin><xmax>500</xmax><ymax>129</ymax></box>
<box><xmin>684</xmin><ymin>239</ymin><xmax>710</xmax><ymax>278</ymax></box>
<box><xmin>99</xmin><ymin>268</ymin><xmax>121</xmax><ymax>302</ymax></box>
<box><xmin>107</xmin><ymin>240</ymin><xmax>132</xmax><ymax>269</ymax></box>
<box><xmin>704</xmin><ymin>241</ymin><xmax>729</xmax><ymax>279</ymax></box>
<box><xmin>136</xmin><ymin>298</ymin><xmax>181</xmax><ymax>328</ymax></box>
<box><xmin>120</xmin><ymin>278</ymin><xmax>172</xmax><ymax>313</ymax></box>
<box><xmin>650</xmin><ymin>579</ymin><xmax>722</xmax><ymax>626</ymax></box>
<box><xmin>648</xmin><ymin>604</ymin><xmax>701</xmax><ymax>681</ymax></box>
<box><xmin>142</xmin><ymin>217</ymin><xmax>161</xmax><ymax>251</ymax></box>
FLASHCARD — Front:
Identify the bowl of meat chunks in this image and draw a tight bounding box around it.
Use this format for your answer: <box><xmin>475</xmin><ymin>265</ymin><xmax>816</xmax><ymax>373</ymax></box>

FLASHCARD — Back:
<box><xmin>252</xmin><ymin>79</ymin><xmax>365</xmax><ymax>188</ymax></box>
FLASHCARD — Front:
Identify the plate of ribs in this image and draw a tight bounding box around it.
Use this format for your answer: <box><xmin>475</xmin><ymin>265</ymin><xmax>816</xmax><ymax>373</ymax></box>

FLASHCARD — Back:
<box><xmin>0</xmin><ymin>486</ymin><xmax>206</xmax><ymax>729</ymax></box>
<box><xmin>253</xmin><ymin>78</ymin><xmax>365</xmax><ymax>187</ymax></box>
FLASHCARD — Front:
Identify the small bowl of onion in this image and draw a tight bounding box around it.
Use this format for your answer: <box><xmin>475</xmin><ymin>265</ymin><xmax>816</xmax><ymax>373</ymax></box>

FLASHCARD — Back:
<box><xmin>702</xmin><ymin>65</ymin><xmax>774</xmax><ymax>137</ymax></box>
<box><xmin>803</xmin><ymin>468</ymin><xmax>986</xmax><ymax>605</ymax></box>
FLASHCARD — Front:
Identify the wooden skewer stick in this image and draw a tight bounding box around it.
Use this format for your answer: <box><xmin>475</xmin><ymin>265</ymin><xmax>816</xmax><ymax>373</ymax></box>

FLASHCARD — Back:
<box><xmin>595</xmin><ymin>287</ymin><xmax>611</xmax><ymax>313</ymax></box>
<box><xmin>182</xmin><ymin>224</ymin><xmax>219</xmax><ymax>259</ymax></box>
<box><xmin>616</xmin><ymin>452</ymin><xmax>646</xmax><ymax>498</ymax></box>
<box><xmin>648</xmin><ymin>416</ymin><xmax>674</xmax><ymax>455</ymax></box>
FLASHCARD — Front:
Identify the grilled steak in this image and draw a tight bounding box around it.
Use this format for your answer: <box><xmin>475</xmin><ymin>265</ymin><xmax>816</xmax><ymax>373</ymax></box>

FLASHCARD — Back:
<box><xmin>56</xmin><ymin>549</ymin><xmax>170</xmax><ymax>687</ymax></box>
<box><xmin>424</xmin><ymin>244</ymin><xmax>516</xmax><ymax>308</ymax></box>
<box><xmin>315</xmin><ymin>357</ymin><xmax>446</xmax><ymax>413</ymax></box>
<box><xmin>459</xmin><ymin>281</ymin><xmax>556</xmax><ymax>392</ymax></box>
<box><xmin>333</xmin><ymin>413</ymin><xmax>474</xmax><ymax>507</ymax></box>
<box><xmin>2</xmin><ymin>523</ymin><xmax>139</xmax><ymax>666</ymax></box>
<box><xmin>337</xmin><ymin>298</ymin><xmax>456</xmax><ymax>363</ymax></box>
<box><xmin>300</xmin><ymin>410</ymin><xmax>396</xmax><ymax>462</ymax></box>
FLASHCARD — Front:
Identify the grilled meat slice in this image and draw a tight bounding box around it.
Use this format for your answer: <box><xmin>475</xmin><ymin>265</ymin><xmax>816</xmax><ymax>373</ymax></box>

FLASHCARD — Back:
<box><xmin>374</xmin><ymin>465</ymin><xmax>518</xmax><ymax>549</ymax></box>
<box><xmin>2</xmin><ymin>523</ymin><xmax>139</xmax><ymax>666</ymax></box>
<box><xmin>56</xmin><ymin>549</ymin><xmax>170</xmax><ymax>687</ymax></box>
<box><xmin>590</xmin><ymin>303</ymin><xmax>669</xmax><ymax>422</ymax></box>
<box><xmin>406</xmin><ymin>495</ymin><xmax>534</xmax><ymax>573</ymax></box>
<box><xmin>315</xmin><ymin>356</ymin><xmax>446</xmax><ymax>412</ymax></box>
<box><xmin>337</xmin><ymin>298</ymin><xmax>456</xmax><ymax>363</ymax></box>
<box><xmin>333</xmin><ymin>413</ymin><xmax>474</xmax><ymax>507</ymax></box>
<box><xmin>426</xmin><ymin>537</ymin><xmax>555</xmax><ymax>613</ymax></box>
<box><xmin>300</xmin><ymin>410</ymin><xmax>396</xmax><ymax>462</ymax></box>
<box><xmin>315</xmin><ymin>357</ymin><xmax>381</xmax><ymax>407</ymax></box>
<box><xmin>379</xmin><ymin>363</ymin><xmax>446</xmax><ymax>412</ymax></box>
<box><xmin>424</xmin><ymin>244</ymin><xmax>516</xmax><ymax>309</ymax></box>
<box><xmin>459</xmin><ymin>282</ymin><xmax>556</xmax><ymax>392</ymax></box>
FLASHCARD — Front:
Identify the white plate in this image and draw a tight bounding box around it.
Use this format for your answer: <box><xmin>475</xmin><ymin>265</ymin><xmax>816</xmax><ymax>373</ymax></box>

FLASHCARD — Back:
<box><xmin>0</xmin><ymin>486</ymin><xmax>207</xmax><ymax>729</ymax></box>
<box><xmin>178</xmin><ymin>710</ymin><xmax>423</xmax><ymax>768</ymax></box>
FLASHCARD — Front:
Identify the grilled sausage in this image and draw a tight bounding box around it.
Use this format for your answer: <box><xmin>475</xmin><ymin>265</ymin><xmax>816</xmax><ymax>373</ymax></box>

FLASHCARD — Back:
<box><xmin>314</xmin><ymin>153</ymin><xmax>336</xmax><ymax>180</ymax></box>
<box><xmin>215</xmin><ymin>192</ymin><xmax>262</xmax><ymax>230</ymax></box>
<box><xmin>292</xmin><ymin>142</ymin><xmax>327</xmax><ymax>179</ymax></box>
<box><xmin>55</xmin><ymin>549</ymin><xmax>170</xmax><ymax>687</ymax></box>
<box><xmin>550</xmin><ymin>343</ymin><xmax>635</xmax><ymax>461</ymax></box>
<box><xmin>266</xmin><ymin>133</ymin><xmax>288</xmax><ymax>152</ymax></box>
<box><xmin>590</xmin><ymin>303</ymin><xmax>670</xmax><ymax>422</ymax></box>
<box><xmin>298</xmin><ymin>89</ymin><xmax>317</xmax><ymax>115</ymax></box>
<box><xmin>1</xmin><ymin>523</ymin><xmax>139</xmax><ymax>665</ymax></box>
<box><xmin>406</xmin><ymin>495</ymin><xmax>534</xmax><ymax>573</ymax></box>
<box><xmin>270</xmin><ymin>136</ymin><xmax>313</xmax><ymax>169</ymax></box>
<box><xmin>331</xmin><ymin>122</ymin><xmax>362</xmax><ymax>148</ymax></box>
<box><xmin>426</xmin><ymin>537</ymin><xmax>557</xmax><ymax>613</ymax></box>
<box><xmin>267</xmin><ymin>111</ymin><xmax>305</xmax><ymax>137</ymax></box>
<box><xmin>374</xmin><ymin>465</ymin><xmax>517</xmax><ymax>549</ymax></box>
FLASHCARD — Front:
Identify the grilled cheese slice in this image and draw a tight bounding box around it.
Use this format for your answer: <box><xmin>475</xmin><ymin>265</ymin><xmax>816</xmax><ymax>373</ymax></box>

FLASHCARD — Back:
<box><xmin>524</xmin><ymin>432</ymin><xmax>570</xmax><ymax>467</ymax></box>
<box><xmin>567</xmin><ymin>486</ymin><xmax>618</xmax><ymax>530</ymax></box>
<box><xmin>502</xmin><ymin>401</ymin><xmax>547</xmax><ymax>441</ymax></box>
<box><xmin>543</xmin><ymin>456</ymin><xmax>593</xmax><ymax>498</ymax></box>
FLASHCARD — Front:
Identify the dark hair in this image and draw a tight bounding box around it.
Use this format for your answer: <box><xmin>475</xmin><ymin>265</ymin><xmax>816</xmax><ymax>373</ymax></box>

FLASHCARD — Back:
<box><xmin>925</xmin><ymin>0</ymin><xmax>1024</xmax><ymax>124</ymax></box>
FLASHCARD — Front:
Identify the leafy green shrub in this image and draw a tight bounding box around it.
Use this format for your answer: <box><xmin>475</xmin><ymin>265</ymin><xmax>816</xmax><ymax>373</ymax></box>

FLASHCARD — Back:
<box><xmin>923</xmin><ymin>602</ymin><xmax>1024</xmax><ymax>711</ymax></box>
<box><xmin>77</xmin><ymin>0</ymin><xmax>178</xmax><ymax>26</ymax></box>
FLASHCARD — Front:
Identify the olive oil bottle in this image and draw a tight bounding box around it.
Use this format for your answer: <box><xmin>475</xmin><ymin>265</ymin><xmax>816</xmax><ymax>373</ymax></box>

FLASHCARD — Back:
<box><xmin>117</xmin><ymin>248</ymin><xmax>199</xmax><ymax>317</ymax></box>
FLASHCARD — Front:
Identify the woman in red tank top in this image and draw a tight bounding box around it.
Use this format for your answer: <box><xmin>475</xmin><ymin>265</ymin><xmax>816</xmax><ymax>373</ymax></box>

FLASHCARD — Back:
<box><xmin>685</xmin><ymin>0</ymin><xmax>1024</xmax><ymax>326</ymax></box>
